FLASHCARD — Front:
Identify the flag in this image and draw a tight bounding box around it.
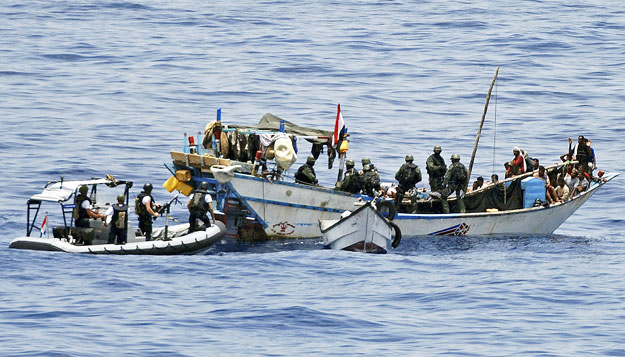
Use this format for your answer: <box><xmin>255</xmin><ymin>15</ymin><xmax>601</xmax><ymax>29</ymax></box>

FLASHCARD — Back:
<box><xmin>40</xmin><ymin>213</ymin><xmax>48</xmax><ymax>238</ymax></box>
<box><xmin>333</xmin><ymin>104</ymin><xmax>346</xmax><ymax>148</ymax></box>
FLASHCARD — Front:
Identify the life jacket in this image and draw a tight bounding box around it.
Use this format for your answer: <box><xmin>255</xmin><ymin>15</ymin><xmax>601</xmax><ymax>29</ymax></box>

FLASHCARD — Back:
<box><xmin>112</xmin><ymin>203</ymin><xmax>128</xmax><ymax>229</ymax></box>
<box><xmin>73</xmin><ymin>194</ymin><xmax>90</xmax><ymax>221</ymax></box>
<box><xmin>135</xmin><ymin>192</ymin><xmax>153</xmax><ymax>218</ymax></box>
<box><xmin>189</xmin><ymin>191</ymin><xmax>209</xmax><ymax>215</ymax></box>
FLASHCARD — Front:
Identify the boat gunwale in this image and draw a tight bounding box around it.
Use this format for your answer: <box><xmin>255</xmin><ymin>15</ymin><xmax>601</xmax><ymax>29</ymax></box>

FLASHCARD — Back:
<box><xmin>319</xmin><ymin>201</ymin><xmax>392</xmax><ymax>234</ymax></box>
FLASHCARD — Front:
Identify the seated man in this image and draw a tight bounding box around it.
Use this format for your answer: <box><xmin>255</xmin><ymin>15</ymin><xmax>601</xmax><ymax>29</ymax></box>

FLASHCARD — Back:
<box><xmin>533</xmin><ymin>166</ymin><xmax>558</xmax><ymax>204</ymax></box>
<box><xmin>468</xmin><ymin>176</ymin><xmax>484</xmax><ymax>192</ymax></box>
<box><xmin>295</xmin><ymin>156</ymin><xmax>318</xmax><ymax>185</ymax></box>
<box><xmin>486</xmin><ymin>174</ymin><xmax>499</xmax><ymax>186</ymax></box>
<box><xmin>555</xmin><ymin>176</ymin><xmax>570</xmax><ymax>202</ymax></box>
<box><xmin>564</xmin><ymin>169</ymin><xmax>579</xmax><ymax>196</ymax></box>
<box><xmin>572</xmin><ymin>172</ymin><xmax>590</xmax><ymax>197</ymax></box>
<box><xmin>504</xmin><ymin>162</ymin><xmax>513</xmax><ymax>179</ymax></box>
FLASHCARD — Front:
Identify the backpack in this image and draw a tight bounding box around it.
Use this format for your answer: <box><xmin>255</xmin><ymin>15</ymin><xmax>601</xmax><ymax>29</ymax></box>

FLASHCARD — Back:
<box><xmin>135</xmin><ymin>194</ymin><xmax>148</xmax><ymax>217</ymax></box>
<box><xmin>398</xmin><ymin>164</ymin><xmax>417</xmax><ymax>185</ymax></box>
<box><xmin>364</xmin><ymin>171</ymin><xmax>380</xmax><ymax>187</ymax></box>
<box><xmin>454</xmin><ymin>164</ymin><xmax>467</xmax><ymax>184</ymax></box>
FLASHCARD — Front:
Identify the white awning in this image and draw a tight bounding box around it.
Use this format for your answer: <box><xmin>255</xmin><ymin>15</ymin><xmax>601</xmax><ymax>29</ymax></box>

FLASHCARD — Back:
<box><xmin>30</xmin><ymin>178</ymin><xmax>113</xmax><ymax>203</ymax></box>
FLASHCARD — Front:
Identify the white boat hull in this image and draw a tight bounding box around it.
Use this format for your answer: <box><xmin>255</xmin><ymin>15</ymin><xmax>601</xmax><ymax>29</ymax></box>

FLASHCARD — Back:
<box><xmin>320</xmin><ymin>203</ymin><xmax>396</xmax><ymax>253</ymax></box>
<box><xmin>227</xmin><ymin>174</ymin><xmax>361</xmax><ymax>238</ymax></box>
<box><xmin>9</xmin><ymin>222</ymin><xmax>226</xmax><ymax>255</ymax></box>
<box><xmin>226</xmin><ymin>172</ymin><xmax>618</xmax><ymax>238</ymax></box>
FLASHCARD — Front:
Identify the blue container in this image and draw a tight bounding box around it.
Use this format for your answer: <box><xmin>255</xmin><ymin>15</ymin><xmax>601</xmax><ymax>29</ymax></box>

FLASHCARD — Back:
<box><xmin>521</xmin><ymin>177</ymin><xmax>546</xmax><ymax>208</ymax></box>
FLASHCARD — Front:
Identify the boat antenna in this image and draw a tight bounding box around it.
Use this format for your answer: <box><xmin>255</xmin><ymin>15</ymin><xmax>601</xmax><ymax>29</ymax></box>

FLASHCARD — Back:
<box><xmin>467</xmin><ymin>66</ymin><xmax>499</xmax><ymax>183</ymax></box>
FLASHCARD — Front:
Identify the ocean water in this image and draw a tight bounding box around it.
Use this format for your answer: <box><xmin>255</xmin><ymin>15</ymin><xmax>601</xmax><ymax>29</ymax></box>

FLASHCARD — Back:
<box><xmin>1</xmin><ymin>0</ymin><xmax>625</xmax><ymax>355</ymax></box>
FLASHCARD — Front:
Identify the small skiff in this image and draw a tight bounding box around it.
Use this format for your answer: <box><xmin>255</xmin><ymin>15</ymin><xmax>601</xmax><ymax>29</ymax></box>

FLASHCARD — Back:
<box><xmin>319</xmin><ymin>202</ymin><xmax>401</xmax><ymax>254</ymax></box>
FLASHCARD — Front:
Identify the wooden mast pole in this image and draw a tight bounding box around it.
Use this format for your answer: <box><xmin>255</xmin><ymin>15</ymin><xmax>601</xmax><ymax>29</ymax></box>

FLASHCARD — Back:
<box><xmin>467</xmin><ymin>66</ymin><xmax>499</xmax><ymax>181</ymax></box>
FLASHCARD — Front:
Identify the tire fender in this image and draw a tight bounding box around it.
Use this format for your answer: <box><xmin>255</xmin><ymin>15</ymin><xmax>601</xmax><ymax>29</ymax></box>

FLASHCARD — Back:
<box><xmin>390</xmin><ymin>221</ymin><xmax>402</xmax><ymax>249</ymax></box>
<box><xmin>376</xmin><ymin>200</ymin><xmax>397</xmax><ymax>221</ymax></box>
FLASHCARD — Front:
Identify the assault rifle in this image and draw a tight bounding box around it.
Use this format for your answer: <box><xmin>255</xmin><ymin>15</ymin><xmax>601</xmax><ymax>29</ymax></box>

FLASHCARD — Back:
<box><xmin>153</xmin><ymin>193</ymin><xmax>180</xmax><ymax>221</ymax></box>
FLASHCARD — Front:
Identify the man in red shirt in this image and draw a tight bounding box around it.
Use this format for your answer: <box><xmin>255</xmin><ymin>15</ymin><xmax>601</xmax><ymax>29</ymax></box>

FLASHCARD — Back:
<box><xmin>506</xmin><ymin>147</ymin><xmax>525</xmax><ymax>177</ymax></box>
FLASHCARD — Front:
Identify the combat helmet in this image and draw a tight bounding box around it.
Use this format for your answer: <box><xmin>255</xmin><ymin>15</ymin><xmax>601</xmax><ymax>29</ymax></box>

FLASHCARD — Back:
<box><xmin>450</xmin><ymin>153</ymin><xmax>460</xmax><ymax>161</ymax></box>
<box><xmin>78</xmin><ymin>185</ymin><xmax>88</xmax><ymax>195</ymax></box>
<box><xmin>433</xmin><ymin>145</ymin><xmax>442</xmax><ymax>152</ymax></box>
<box><xmin>361</xmin><ymin>157</ymin><xmax>371</xmax><ymax>166</ymax></box>
<box><xmin>306</xmin><ymin>155</ymin><xmax>316</xmax><ymax>165</ymax></box>
<box><xmin>117</xmin><ymin>194</ymin><xmax>126</xmax><ymax>203</ymax></box>
<box><xmin>143</xmin><ymin>182</ymin><xmax>153</xmax><ymax>193</ymax></box>
<box><xmin>346</xmin><ymin>159</ymin><xmax>355</xmax><ymax>168</ymax></box>
<box><xmin>199</xmin><ymin>181</ymin><xmax>209</xmax><ymax>190</ymax></box>
<box><xmin>405</xmin><ymin>154</ymin><xmax>414</xmax><ymax>162</ymax></box>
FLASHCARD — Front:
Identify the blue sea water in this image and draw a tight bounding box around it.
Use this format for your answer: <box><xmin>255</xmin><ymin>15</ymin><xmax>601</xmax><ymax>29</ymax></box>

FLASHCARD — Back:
<box><xmin>2</xmin><ymin>0</ymin><xmax>625</xmax><ymax>355</ymax></box>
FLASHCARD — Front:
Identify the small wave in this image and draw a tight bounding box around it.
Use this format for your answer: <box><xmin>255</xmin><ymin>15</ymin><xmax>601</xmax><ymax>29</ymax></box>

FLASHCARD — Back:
<box><xmin>0</xmin><ymin>71</ymin><xmax>35</xmax><ymax>76</ymax></box>
<box><xmin>40</xmin><ymin>53</ymin><xmax>89</xmax><ymax>62</ymax></box>
<box><xmin>211</xmin><ymin>305</ymin><xmax>382</xmax><ymax>331</ymax></box>
<box><xmin>273</xmin><ymin>65</ymin><xmax>333</xmax><ymax>74</ymax></box>
<box><xmin>103</xmin><ymin>2</ymin><xmax>153</xmax><ymax>10</ymax></box>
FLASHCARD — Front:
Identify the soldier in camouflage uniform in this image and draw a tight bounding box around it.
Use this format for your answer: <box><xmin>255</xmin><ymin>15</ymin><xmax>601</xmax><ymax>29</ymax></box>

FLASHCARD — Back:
<box><xmin>340</xmin><ymin>159</ymin><xmax>362</xmax><ymax>194</ymax></box>
<box><xmin>426</xmin><ymin>145</ymin><xmax>447</xmax><ymax>192</ymax></box>
<box><xmin>295</xmin><ymin>155</ymin><xmax>318</xmax><ymax>185</ymax></box>
<box><xmin>441</xmin><ymin>153</ymin><xmax>468</xmax><ymax>214</ymax></box>
<box><xmin>359</xmin><ymin>157</ymin><xmax>378</xmax><ymax>175</ymax></box>
<box><xmin>362</xmin><ymin>164</ymin><xmax>380</xmax><ymax>197</ymax></box>
<box><xmin>394</xmin><ymin>154</ymin><xmax>422</xmax><ymax>211</ymax></box>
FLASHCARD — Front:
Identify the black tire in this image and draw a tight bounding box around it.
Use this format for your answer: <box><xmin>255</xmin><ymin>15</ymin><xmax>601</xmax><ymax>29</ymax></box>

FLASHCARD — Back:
<box><xmin>390</xmin><ymin>221</ymin><xmax>402</xmax><ymax>248</ymax></box>
<box><xmin>376</xmin><ymin>200</ymin><xmax>397</xmax><ymax>221</ymax></box>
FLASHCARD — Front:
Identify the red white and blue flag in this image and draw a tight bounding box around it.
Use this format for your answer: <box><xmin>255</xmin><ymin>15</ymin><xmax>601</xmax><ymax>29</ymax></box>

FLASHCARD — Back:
<box><xmin>40</xmin><ymin>213</ymin><xmax>48</xmax><ymax>238</ymax></box>
<box><xmin>333</xmin><ymin>104</ymin><xmax>346</xmax><ymax>149</ymax></box>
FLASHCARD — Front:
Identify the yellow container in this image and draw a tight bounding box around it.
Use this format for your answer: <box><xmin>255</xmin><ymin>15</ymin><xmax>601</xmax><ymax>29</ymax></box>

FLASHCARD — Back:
<box><xmin>163</xmin><ymin>176</ymin><xmax>179</xmax><ymax>193</ymax></box>
<box><xmin>176</xmin><ymin>169</ymin><xmax>191</xmax><ymax>182</ymax></box>
<box><xmin>339</xmin><ymin>139</ymin><xmax>349</xmax><ymax>154</ymax></box>
<box><xmin>176</xmin><ymin>181</ymin><xmax>194</xmax><ymax>196</ymax></box>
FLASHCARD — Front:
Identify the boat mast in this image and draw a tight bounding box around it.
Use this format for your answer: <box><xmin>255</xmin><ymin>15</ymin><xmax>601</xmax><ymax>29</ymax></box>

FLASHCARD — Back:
<box><xmin>467</xmin><ymin>66</ymin><xmax>499</xmax><ymax>182</ymax></box>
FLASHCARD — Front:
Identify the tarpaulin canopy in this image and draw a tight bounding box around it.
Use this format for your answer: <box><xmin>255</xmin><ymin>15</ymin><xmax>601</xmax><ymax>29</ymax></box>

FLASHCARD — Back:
<box><xmin>228</xmin><ymin>113</ymin><xmax>333</xmax><ymax>144</ymax></box>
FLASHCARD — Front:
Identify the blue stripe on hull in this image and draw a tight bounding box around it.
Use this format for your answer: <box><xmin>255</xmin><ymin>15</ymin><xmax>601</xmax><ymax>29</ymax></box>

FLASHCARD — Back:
<box><xmin>242</xmin><ymin>196</ymin><xmax>347</xmax><ymax>213</ymax></box>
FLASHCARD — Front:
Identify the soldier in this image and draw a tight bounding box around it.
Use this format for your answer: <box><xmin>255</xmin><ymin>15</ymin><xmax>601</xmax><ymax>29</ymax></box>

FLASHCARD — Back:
<box><xmin>135</xmin><ymin>183</ymin><xmax>160</xmax><ymax>241</ymax></box>
<box><xmin>340</xmin><ymin>159</ymin><xmax>362</xmax><ymax>194</ymax></box>
<box><xmin>188</xmin><ymin>181</ymin><xmax>215</xmax><ymax>233</ymax></box>
<box><xmin>295</xmin><ymin>155</ymin><xmax>318</xmax><ymax>185</ymax></box>
<box><xmin>73</xmin><ymin>184</ymin><xmax>105</xmax><ymax>228</ymax></box>
<box><xmin>106</xmin><ymin>194</ymin><xmax>128</xmax><ymax>244</ymax></box>
<box><xmin>362</xmin><ymin>164</ymin><xmax>381</xmax><ymax>197</ymax></box>
<box><xmin>441</xmin><ymin>153</ymin><xmax>468</xmax><ymax>214</ymax></box>
<box><xmin>394</xmin><ymin>154</ymin><xmax>422</xmax><ymax>210</ymax></box>
<box><xmin>426</xmin><ymin>145</ymin><xmax>447</xmax><ymax>192</ymax></box>
<box><xmin>359</xmin><ymin>157</ymin><xmax>378</xmax><ymax>175</ymax></box>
